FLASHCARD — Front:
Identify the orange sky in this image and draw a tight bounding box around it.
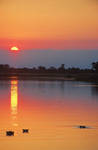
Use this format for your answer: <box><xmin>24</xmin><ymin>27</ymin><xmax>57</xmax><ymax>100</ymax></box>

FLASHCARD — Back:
<box><xmin>0</xmin><ymin>0</ymin><xmax>98</xmax><ymax>50</ymax></box>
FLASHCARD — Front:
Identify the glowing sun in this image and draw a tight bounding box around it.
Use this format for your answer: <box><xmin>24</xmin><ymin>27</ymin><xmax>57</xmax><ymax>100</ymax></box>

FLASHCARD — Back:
<box><xmin>11</xmin><ymin>46</ymin><xmax>19</xmax><ymax>51</ymax></box>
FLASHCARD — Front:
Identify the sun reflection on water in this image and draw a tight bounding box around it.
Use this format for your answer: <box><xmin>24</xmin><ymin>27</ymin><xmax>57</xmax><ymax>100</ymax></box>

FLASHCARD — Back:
<box><xmin>11</xmin><ymin>80</ymin><xmax>18</xmax><ymax>126</ymax></box>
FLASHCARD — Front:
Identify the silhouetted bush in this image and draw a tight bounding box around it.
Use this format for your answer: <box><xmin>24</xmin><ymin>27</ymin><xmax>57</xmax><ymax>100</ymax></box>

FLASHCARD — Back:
<box><xmin>92</xmin><ymin>62</ymin><xmax>98</xmax><ymax>73</ymax></box>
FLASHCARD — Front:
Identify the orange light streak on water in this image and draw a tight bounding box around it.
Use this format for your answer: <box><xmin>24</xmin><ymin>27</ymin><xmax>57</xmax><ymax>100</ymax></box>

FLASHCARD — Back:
<box><xmin>11</xmin><ymin>80</ymin><xmax>18</xmax><ymax>126</ymax></box>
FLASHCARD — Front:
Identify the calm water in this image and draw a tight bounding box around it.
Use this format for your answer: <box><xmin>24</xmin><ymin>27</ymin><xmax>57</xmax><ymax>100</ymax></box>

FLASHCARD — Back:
<box><xmin>0</xmin><ymin>80</ymin><xmax>98</xmax><ymax>150</ymax></box>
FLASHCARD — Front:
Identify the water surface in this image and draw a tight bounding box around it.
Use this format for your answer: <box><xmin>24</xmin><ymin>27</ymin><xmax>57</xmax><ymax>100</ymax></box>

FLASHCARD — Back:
<box><xmin>0</xmin><ymin>80</ymin><xmax>98</xmax><ymax>150</ymax></box>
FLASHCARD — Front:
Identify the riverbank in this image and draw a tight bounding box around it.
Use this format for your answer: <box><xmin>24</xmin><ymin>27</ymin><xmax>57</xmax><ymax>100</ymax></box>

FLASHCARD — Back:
<box><xmin>0</xmin><ymin>73</ymin><xmax>98</xmax><ymax>82</ymax></box>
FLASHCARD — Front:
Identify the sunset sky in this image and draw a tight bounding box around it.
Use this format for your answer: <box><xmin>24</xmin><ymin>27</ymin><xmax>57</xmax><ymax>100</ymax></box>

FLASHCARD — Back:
<box><xmin>0</xmin><ymin>0</ymin><xmax>98</xmax><ymax>50</ymax></box>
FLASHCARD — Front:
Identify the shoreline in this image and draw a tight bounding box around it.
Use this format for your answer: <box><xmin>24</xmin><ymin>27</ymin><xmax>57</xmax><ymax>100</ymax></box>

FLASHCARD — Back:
<box><xmin>0</xmin><ymin>73</ymin><xmax>98</xmax><ymax>82</ymax></box>
<box><xmin>0</xmin><ymin>75</ymin><xmax>75</xmax><ymax>81</ymax></box>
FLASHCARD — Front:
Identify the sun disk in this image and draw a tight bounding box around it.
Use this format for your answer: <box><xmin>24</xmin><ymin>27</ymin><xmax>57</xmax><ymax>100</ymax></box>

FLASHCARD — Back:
<box><xmin>11</xmin><ymin>46</ymin><xmax>19</xmax><ymax>51</ymax></box>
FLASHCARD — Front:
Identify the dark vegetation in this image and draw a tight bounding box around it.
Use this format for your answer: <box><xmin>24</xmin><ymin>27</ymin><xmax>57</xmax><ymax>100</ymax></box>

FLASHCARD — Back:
<box><xmin>0</xmin><ymin>62</ymin><xmax>98</xmax><ymax>81</ymax></box>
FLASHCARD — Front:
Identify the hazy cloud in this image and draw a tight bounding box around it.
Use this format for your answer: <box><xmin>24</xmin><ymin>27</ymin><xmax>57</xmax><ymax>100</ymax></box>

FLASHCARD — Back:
<box><xmin>0</xmin><ymin>50</ymin><xmax>98</xmax><ymax>68</ymax></box>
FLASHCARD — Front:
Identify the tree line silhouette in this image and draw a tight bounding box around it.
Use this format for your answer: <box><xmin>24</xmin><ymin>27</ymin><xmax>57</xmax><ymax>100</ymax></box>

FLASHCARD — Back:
<box><xmin>0</xmin><ymin>62</ymin><xmax>98</xmax><ymax>73</ymax></box>
<box><xmin>0</xmin><ymin>62</ymin><xmax>98</xmax><ymax>81</ymax></box>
